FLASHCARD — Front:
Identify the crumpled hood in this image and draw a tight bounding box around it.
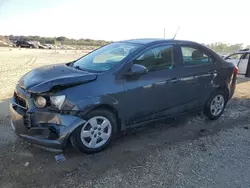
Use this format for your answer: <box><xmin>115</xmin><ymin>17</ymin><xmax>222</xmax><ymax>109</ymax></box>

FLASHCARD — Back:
<box><xmin>19</xmin><ymin>64</ymin><xmax>97</xmax><ymax>93</ymax></box>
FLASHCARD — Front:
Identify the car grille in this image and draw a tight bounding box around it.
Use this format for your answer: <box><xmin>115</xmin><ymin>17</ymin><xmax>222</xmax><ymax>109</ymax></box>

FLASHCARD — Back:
<box><xmin>13</xmin><ymin>91</ymin><xmax>32</xmax><ymax>128</ymax></box>
<box><xmin>14</xmin><ymin>92</ymin><xmax>27</xmax><ymax>109</ymax></box>
<box><xmin>23</xmin><ymin>114</ymin><xmax>31</xmax><ymax>128</ymax></box>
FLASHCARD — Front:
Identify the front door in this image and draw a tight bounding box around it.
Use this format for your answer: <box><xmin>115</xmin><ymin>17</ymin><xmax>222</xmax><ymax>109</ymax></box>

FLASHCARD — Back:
<box><xmin>121</xmin><ymin>44</ymin><xmax>184</xmax><ymax>125</ymax></box>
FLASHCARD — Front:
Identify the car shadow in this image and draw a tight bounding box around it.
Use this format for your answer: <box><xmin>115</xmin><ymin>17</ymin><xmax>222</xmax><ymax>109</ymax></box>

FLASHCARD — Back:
<box><xmin>39</xmin><ymin>95</ymin><xmax>247</xmax><ymax>186</ymax></box>
<box><xmin>1</xmin><ymin>94</ymin><xmax>250</xmax><ymax>159</ymax></box>
<box><xmin>237</xmin><ymin>75</ymin><xmax>250</xmax><ymax>84</ymax></box>
<box><xmin>64</xmin><ymin>95</ymin><xmax>250</xmax><ymax>158</ymax></box>
<box><xmin>1</xmin><ymin>91</ymin><xmax>250</xmax><ymax>187</ymax></box>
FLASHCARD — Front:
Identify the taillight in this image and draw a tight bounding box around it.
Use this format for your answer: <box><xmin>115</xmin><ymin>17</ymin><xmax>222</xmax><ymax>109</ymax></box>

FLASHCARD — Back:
<box><xmin>234</xmin><ymin>66</ymin><xmax>238</xmax><ymax>76</ymax></box>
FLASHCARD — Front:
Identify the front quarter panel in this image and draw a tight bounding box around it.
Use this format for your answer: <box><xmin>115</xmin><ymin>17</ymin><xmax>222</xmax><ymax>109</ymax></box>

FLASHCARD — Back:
<box><xmin>55</xmin><ymin>73</ymin><xmax>127</xmax><ymax>127</ymax></box>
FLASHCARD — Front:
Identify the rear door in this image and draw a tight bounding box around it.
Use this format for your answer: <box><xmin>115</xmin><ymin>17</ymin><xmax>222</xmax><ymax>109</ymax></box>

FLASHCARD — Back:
<box><xmin>177</xmin><ymin>44</ymin><xmax>218</xmax><ymax>109</ymax></box>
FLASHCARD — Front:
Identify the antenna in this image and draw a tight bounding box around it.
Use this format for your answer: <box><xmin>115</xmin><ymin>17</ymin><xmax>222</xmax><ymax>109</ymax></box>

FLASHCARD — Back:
<box><xmin>173</xmin><ymin>26</ymin><xmax>180</xmax><ymax>39</ymax></box>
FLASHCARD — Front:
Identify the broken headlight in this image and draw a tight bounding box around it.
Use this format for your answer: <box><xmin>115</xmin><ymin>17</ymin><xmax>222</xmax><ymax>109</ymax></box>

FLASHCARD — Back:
<box><xmin>34</xmin><ymin>96</ymin><xmax>47</xmax><ymax>108</ymax></box>
<box><xmin>50</xmin><ymin>95</ymin><xmax>66</xmax><ymax>110</ymax></box>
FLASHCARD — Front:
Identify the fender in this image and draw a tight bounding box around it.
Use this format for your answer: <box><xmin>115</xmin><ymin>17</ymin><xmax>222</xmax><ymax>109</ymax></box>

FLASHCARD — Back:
<box><xmin>75</xmin><ymin>95</ymin><xmax>127</xmax><ymax>131</ymax></box>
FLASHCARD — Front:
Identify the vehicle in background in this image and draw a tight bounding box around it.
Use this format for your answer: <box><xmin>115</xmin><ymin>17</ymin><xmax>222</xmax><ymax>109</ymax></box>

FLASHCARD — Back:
<box><xmin>55</xmin><ymin>45</ymin><xmax>62</xmax><ymax>49</ymax></box>
<box><xmin>224</xmin><ymin>49</ymin><xmax>250</xmax><ymax>76</ymax></box>
<box><xmin>0</xmin><ymin>40</ymin><xmax>9</xmax><ymax>47</ymax></box>
<box><xmin>37</xmin><ymin>44</ymin><xmax>48</xmax><ymax>49</ymax></box>
<box><xmin>220</xmin><ymin>54</ymin><xmax>229</xmax><ymax>59</ymax></box>
<box><xmin>10</xmin><ymin>39</ymin><xmax>238</xmax><ymax>154</ymax></box>
<box><xmin>66</xmin><ymin>46</ymin><xmax>75</xmax><ymax>50</ymax></box>
<box><xmin>44</xmin><ymin>44</ymin><xmax>54</xmax><ymax>49</ymax></box>
<box><xmin>15</xmin><ymin>40</ymin><xmax>38</xmax><ymax>48</ymax></box>
<box><xmin>27</xmin><ymin>41</ymin><xmax>48</xmax><ymax>49</ymax></box>
<box><xmin>58</xmin><ymin>45</ymin><xmax>71</xmax><ymax>50</ymax></box>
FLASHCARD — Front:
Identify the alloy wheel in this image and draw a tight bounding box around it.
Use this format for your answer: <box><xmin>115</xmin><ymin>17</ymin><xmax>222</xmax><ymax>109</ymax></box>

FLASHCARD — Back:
<box><xmin>210</xmin><ymin>94</ymin><xmax>225</xmax><ymax>116</ymax></box>
<box><xmin>80</xmin><ymin>116</ymin><xmax>112</xmax><ymax>149</ymax></box>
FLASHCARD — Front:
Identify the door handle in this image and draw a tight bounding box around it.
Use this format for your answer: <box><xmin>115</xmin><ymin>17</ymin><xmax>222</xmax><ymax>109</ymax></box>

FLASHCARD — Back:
<box><xmin>169</xmin><ymin>77</ymin><xmax>179</xmax><ymax>83</ymax></box>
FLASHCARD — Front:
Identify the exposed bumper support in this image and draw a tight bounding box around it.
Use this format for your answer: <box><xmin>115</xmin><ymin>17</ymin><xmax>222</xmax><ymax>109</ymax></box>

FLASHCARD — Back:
<box><xmin>10</xmin><ymin>97</ymin><xmax>86</xmax><ymax>149</ymax></box>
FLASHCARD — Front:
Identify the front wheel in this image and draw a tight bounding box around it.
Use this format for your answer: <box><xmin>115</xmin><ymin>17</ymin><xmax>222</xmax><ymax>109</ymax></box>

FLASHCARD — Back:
<box><xmin>71</xmin><ymin>109</ymin><xmax>117</xmax><ymax>154</ymax></box>
<box><xmin>204</xmin><ymin>90</ymin><xmax>227</xmax><ymax>120</ymax></box>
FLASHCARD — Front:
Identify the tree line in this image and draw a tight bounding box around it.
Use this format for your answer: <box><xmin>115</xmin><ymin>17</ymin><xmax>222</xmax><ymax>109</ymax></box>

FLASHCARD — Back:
<box><xmin>202</xmin><ymin>42</ymin><xmax>248</xmax><ymax>54</ymax></box>
<box><xmin>0</xmin><ymin>35</ymin><xmax>109</xmax><ymax>47</ymax></box>
<box><xmin>0</xmin><ymin>35</ymin><xmax>249</xmax><ymax>53</ymax></box>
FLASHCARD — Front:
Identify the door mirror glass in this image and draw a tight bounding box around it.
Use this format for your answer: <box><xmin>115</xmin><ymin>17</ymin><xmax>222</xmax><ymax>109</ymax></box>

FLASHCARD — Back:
<box><xmin>125</xmin><ymin>64</ymin><xmax>148</xmax><ymax>76</ymax></box>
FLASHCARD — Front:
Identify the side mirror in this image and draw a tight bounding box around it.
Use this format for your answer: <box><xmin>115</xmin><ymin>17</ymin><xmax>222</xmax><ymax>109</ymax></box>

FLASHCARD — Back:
<box><xmin>125</xmin><ymin>64</ymin><xmax>148</xmax><ymax>76</ymax></box>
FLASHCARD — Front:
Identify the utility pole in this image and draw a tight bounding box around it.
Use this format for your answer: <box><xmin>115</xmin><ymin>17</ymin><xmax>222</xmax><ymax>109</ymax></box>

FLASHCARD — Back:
<box><xmin>8</xmin><ymin>36</ymin><xmax>11</xmax><ymax>50</ymax></box>
<box><xmin>54</xmin><ymin>38</ymin><xmax>57</xmax><ymax>52</ymax></box>
<box><xmin>75</xmin><ymin>40</ymin><xmax>77</xmax><ymax>53</ymax></box>
<box><xmin>164</xmin><ymin>28</ymin><xmax>166</xmax><ymax>39</ymax></box>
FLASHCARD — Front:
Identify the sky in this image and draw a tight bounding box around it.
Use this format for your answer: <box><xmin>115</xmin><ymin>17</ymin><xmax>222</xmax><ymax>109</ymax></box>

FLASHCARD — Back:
<box><xmin>0</xmin><ymin>0</ymin><xmax>250</xmax><ymax>45</ymax></box>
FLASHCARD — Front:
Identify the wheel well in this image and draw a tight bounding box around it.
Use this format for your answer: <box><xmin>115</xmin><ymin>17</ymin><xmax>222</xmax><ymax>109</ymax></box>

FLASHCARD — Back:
<box><xmin>217</xmin><ymin>86</ymin><xmax>229</xmax><ymax>101</ymax></box>
<box><xmin>205</xmin><ymin>86</ymin><xmax>229</xmax><ymax>108</ymax></box>
<box><xmin>89</xmin><ymin>104</ymin><xmax>122</xmax><ymax>132</ymax></box>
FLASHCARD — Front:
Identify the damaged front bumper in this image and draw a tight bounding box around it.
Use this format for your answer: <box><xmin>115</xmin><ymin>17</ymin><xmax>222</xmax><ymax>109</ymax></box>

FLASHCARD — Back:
<box><xmin>10</xmin><ymin>97</ymin><xmax>86</xmax><ymax>149</ymax></box>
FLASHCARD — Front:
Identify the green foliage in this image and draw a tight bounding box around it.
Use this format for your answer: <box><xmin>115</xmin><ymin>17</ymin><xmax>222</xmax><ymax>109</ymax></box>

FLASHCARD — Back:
<box><xmin>56</xmin><ymin>36</ymin><xmax>67</xmax><ymax>42</ymax></box>
<box><xmin>4</xmin><ymin>35</ymin><xmax>110</xmax><ymax>47</ymax></box>
<box><xmin>202</xmin><ymin>42</ymin><xmax>244</xmax><ymax>54</ymax></box>
<box><xmin>0</xmin><ymin>35</ymin><xmax>247</xmax><ymax>53</ymax></box>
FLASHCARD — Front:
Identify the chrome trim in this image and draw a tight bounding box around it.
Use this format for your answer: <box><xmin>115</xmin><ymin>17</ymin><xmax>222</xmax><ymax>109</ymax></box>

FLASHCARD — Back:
<box><xmin>12</xmin><ymin>100</ymin><xmax>27</xmax><ymax>110</ymax></box>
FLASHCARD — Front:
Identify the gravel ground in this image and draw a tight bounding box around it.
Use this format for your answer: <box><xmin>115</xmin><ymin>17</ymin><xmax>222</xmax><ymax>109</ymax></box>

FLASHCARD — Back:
<box><xmin>0</xmin><ymin>48</ymin><xmax>250</xmax><ymax>188</ymax></box>
<box><xmin>0</xmin><ymin>47</ymin><xmax>86</xmax><ymax>100</ymax></box>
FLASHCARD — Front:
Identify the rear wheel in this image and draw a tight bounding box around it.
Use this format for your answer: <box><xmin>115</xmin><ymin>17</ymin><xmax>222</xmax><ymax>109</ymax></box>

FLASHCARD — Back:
<box><xmin>204</xmin><ymin>90</ymin><xmax>227</xmax><ymax>120</ymax></box>
<box><xmin>71</xmin><ymin>109</ymin><xmax>118</xmax><ymax>154</ymax></box>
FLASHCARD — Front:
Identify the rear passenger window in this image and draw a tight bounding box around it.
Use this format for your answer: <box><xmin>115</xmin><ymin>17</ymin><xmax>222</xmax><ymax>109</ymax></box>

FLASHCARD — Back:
<box><xmin>181</xmin><ymin>46</ymin><xmax>212</xmax><ymax>66</ymax></box>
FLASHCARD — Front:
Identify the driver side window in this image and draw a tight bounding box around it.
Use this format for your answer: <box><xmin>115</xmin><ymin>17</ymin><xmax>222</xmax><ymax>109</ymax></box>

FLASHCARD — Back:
<box><xmin>134</xmin><ymin>45</ymin><xmax>174</xmax><ymax>72</ymax></box>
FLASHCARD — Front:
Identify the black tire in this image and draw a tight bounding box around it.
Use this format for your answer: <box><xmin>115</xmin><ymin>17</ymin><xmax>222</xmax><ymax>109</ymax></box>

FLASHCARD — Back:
<box><xmin>71</xmin><ymin>109</ymin><xmax>118</xmax><ymax>154</ymax></box>
<box><xmin>204</xmin><ymin>90</ymin><xmax>227</xmax><ymax>120</ymax></box>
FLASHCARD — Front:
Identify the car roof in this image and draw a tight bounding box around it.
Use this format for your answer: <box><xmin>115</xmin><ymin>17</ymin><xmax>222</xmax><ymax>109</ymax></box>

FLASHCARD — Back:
<box><xmin>120</xmin><ymin>38</ymin><xmax>200</xmax><ymax>45</ymax></box>
<box><xmin>235</xmin><ymin>51</ymin><xmax>250</xmax><ymax>54</ymax></box>
<box><xmin>121</xmin><ymin>38</ymin><xmax>166</xmax><ymax>44</ymax></box>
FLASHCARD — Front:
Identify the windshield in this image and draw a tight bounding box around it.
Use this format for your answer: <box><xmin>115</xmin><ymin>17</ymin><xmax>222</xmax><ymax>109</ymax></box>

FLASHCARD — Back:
<box><xmin>73</xmin><ymin>42</ymin><xmax>141</xmax><ymax>72</ymax></box>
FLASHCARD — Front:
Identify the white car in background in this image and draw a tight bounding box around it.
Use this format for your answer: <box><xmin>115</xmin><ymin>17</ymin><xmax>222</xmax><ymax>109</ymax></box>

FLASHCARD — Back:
<box><xmin>224</xmin><ymin>49</ymin><xmax>250</xmax><ymax>75</ymax></box>
<box><xmin>0</xmin><ymin>40</ymin><xmax>8</xmax><ymax>46</ymax></box>
<box><xmin>44</xmin><ymin>44</ymin><xmax>54</xmax><ymax>49</ymax></box>
<box><xmin>66</xmin><ymin>46</ymin><xmax>75</xmax><ymax>50</ymax></box>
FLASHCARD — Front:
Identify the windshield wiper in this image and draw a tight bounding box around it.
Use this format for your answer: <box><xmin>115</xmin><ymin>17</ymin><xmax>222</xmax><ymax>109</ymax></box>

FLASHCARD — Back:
<box><xmin>71</xmin><ymin>63</ymin><xmax>105</xmax><ymax>73</ymax></box>
<box><xmin>66</xmin><ymin>61</ymin><xmax>75</xmax><ymax>66</ymax></box>
<box><xmin>74</xmin><ymin>65</ymin><xmax>83</xmax><ymax>70</ymax></box>
<box><xmin>73</xmin><ymin>65</ymin><xmax>102</xmax><ymax>73</ymax></box>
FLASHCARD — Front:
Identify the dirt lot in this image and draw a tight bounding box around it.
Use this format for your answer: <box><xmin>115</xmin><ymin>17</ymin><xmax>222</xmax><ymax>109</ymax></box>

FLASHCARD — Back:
<box><xmin>0</xmin><ymin>47</ymin><xmax>250</xmax><ymax>188</ymax></box>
